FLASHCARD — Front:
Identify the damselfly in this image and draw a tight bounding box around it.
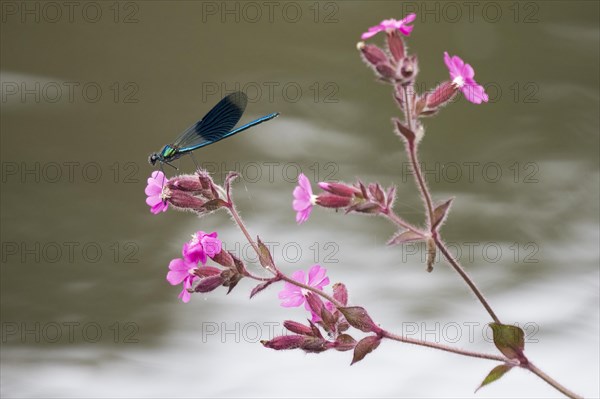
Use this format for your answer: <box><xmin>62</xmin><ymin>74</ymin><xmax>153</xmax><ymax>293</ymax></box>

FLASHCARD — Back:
<box><xmin>149</xmin><ymin>91</ymin><xmax>279</xmax><ymax>169</ymax></box>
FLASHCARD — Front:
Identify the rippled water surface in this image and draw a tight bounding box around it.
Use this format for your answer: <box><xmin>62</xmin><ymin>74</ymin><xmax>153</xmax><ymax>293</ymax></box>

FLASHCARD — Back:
<box><xmin>1</xmin><ymin>2</ymin><xmax>598</xmax><ymax>398</ymax></box>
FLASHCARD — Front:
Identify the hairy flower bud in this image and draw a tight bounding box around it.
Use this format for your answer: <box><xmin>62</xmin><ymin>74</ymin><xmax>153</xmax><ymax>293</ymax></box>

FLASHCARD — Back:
<box><xmin>193</xmin><ymin>274</ymin><xmax>224</xmax><ymax>293</ymax></box>
<box><xmin>167</xmin><ymin>174</ymin><xmax>203</xmax><ymax>193</ymax></box>
<box><xmin>357</xmin><ymin>42</ymin><xmax>389</xmax><ymax>66</ymax></box>
<box><xmin>426</xmin><ymin>81</ymin><xmax>458</xmax><ymax>111</ymax></box>
<box><xmin>398</xmin><ymin>55</ymin><xmax>419</xmax><ymax>85</ymax></box>
<box><xmin>284</xmin><ymin>320</ymin><xmax>315</xmax><ymax>336</ymax></box>
<box><xmin>168</xmin><ymin>190</ymin><xmax>206</xmax><ymax>211</ymax></box>
<box><xmin>386</xmin><ymin>30</ymin><xmax>406</xmax><ymax>63</ymax></box>
<box><xmin>316</xmin><ymin>193</ymin><xmax>352</xmax><ymax>208</ymax></box>
<box><xmin>318</xmin><ymin>182</ymin><xmax>361</xmax><ymax>197</ymax></box>
<box><xmin>261</xmin><ymin>335</ymin><xmax>306</xmax><ymax>350</ymax></box>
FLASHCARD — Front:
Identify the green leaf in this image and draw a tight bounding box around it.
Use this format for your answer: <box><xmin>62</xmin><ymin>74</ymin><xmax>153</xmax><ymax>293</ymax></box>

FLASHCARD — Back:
<box><xmin>475</xmin><ymin>364</ymin><xmax>513</xmax><ymax>393</ymax></box>
<box><xmin>490</xmin><ymin>323</ymin><xmax>525</xmax><ymax>360</ymax></box>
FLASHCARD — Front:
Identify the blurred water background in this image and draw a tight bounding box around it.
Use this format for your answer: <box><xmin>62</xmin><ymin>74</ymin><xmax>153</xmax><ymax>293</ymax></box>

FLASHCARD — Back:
<box><xmin>1</xmin><ymin>1</ymin><xmax>598</xmax><ymax>397</ymax></box>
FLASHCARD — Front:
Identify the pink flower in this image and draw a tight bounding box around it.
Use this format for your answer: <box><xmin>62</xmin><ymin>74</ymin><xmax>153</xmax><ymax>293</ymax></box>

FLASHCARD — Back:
<box><xmin>293</xmin><ymin>173</ymin><xmax>316</xmax><ymax>224</ymax></box>
<box><xmin>145</xmin><ymin>171</ymin><xmax>169</xmax><ymax>214</ymax></box>
<box><xmin>166</xmin><ymin>258</ymin><xmax>198</xmax><ymax>303</ymax></box>
<box><xmin>361</xmin><ymin>14</ymin><xmax>417</xmax><ymax>40</ymax></box>
<box><xmin>444</xmin><ymin>52</ymin><xmax>489</xmax><ymax>104</ymax></box>
<box><xmin>183</xmin><ymin>231</ymin><xmax>222</xmax><ymax>265</ymax></box>
<box><xmin>278</xmin><ymin>265</ymin><xmax>330</xmax><ymax>308</ymax></box>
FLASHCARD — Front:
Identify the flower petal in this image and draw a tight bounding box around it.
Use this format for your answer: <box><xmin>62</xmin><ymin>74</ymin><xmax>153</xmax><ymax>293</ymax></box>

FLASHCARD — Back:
<box><xmin>145</xmin><ymin>184</ymin><xmax>162</xmax><ymax>196</ymax></box>
<box><xmin>146</xmin><ymin>195</ymin><xmax>162</xmax><ymax>207</ymax></box>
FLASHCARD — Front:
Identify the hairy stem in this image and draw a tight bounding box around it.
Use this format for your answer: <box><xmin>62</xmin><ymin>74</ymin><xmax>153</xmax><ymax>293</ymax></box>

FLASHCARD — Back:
<box><xmin>525</xmin><ymin>362</ymin><xmax>582</xmax><ymax>399</ymax></box>
<box><xmin>435</xmin><ymin>237</ymin><xmax>501</xmax><ymax>324</ymax></box>
<box><xmin>407</xmin><ymin>139</ymin><xmax>435</xmax><ymax>228</ymax></box>
<box><xmin>382</xmin><ymin>208</ymin><xmax>426</xmax><ymax>237</ymax></box>
<box><xmin>381</xmin><ymin>330</ymin><xmax>509</xmax><ymax>362</ymax></box>
<box><xmin>226</xmin><ymin>203</ymin><xmax>277</xmax><ymax>276</ymax></box>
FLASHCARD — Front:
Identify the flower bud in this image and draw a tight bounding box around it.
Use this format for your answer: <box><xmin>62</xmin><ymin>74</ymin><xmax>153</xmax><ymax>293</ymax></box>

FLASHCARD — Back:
<box><xmin>193</xmin><ymin>266</ymin><xmax>221</xmax><ymax>278</ymax></box>
<box><xmin>375</xmin><ymin>63</ymin><xmax>397</xmax><ymax>81</ymax></box>
<box><xmin>284</xmin><ymin>320</ymin><xmax>314</xmax><ymax>336</ymax></box>
<box><xmin>167</xmin><ymin>174</ymin><xmax>203</xmax><ymax>193</ymax></box>
<box><xmin>426</xmin><ymin>81</ymin><xmax>458</xmax><ymax>111</ymax></box>
<box><xmin>316</xmin><ymin>193</ymin><xmax>352</xmax><ymax>208</ymax></box>
<box><xmin>333</xmin><ymin>283</ymin><xmax>348</xmax><ymax>306</ymax></box>
<box><xmin>398</xmin><ymin>55</ymin><xmax>419</xmax><ymax>85</ymax></box>
<box><xmin>357</xmin><ymin>42</ymin><xmax>389</xmax><ymax>67</ymax></box>
<box><xmin>261</xmin><ymin>335</ymin><xmax>305</xmax><ymax>350</ymax></box>
<box><xmin>168</xmin><ymin>191</ymin><xmax>206</xmax><ymax>211</ymax></box>
<box><xmin>193</xmin><ymin>274</ymin><xmax>224</xmax><ymax>293</ymax></box>
<box><xmin>211</xmin><ymin>250</ymin><xmax>235</xmax><ymax>268</ymax></box>
<box><xmin>386</xmin><ymin>30</ymin><xmax>406</xmax><ymax>63</ymax></box>
<box><xmin>318</xmin><ymin>182</ymin><xmax>360</xmax><ymax>197</ymax></box>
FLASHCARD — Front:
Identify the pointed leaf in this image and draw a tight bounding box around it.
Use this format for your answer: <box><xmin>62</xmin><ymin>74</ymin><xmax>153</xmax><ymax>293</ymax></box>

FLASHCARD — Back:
<box><xmin>335</xmin><ymin>334</ymin><xmax>357</xmax><ymax>352</ymax></box>
<box><xmin>393</xmin><ymin>118</ymin><xmax>415</xmax><ymax>144</ymax></box>
<box><xmin>257</xmin><ymin>236</ymin><xmax>275</xmax><ymax>269</ymax></box>
<box><xmin>386</xmin><ymin>186</ymin><xmax>396</xmax><ymax>208</ymax></box>
<box><xmin>432</xmin><ymin>198</ymin><xmax>453</xmax><ymax>230</ymax></box>
<box><xmin>249</xmin><ymin>278</ymin><xmax>278</xmax><ymax>299</ymax></box>
<box><xmin>307</xmin><ymin>319</ymin><xmax>324</xmax><ymax>339</ymax></box>
<box><xmin>339</xmin><ymin>307</ymin><xmax>379</xmax><ymax>333</ymax></box>
<box><xmin>351</xmin><ymin>335</ymin><xmax>381</xmax><ymax>365</ymax></box>
<box><xmin>490</xmin><ymin>323</ymin><xmax>525</xmax><ymax>360</ymax></box>
<box><xmin>475</xmin><ymin>364</ymin><xmax>513</xmax><ymax>393</ymax></box>
<box><xmin>388</xmin><ymin>230</ymin><xmax>424</xmax><ymax>245</ymax></box>
<box><xmin>224</xmin><ymin>171</ymin><xmax>240</xmax><ymax>200</ymax></box>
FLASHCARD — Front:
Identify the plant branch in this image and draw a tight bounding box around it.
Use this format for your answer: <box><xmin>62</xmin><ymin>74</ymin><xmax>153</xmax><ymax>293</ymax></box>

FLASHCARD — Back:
<box><xmin>381</xmin><ymin>330</ymin><xmax>509</xmax><ymax>362</ymax></box>
<box><xmin>525</xmin><ymin>362</ymin><xmax>582</xmax><ymax>399</ymax></box>
<box><xmin>435</xmin><ymin>236</ymin><xmax>501</xmax><ymax>324</ymax></box>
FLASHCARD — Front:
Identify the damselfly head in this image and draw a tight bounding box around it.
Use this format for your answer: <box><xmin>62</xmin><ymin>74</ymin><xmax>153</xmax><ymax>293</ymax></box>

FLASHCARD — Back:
<box><xmin>148</xmin><ymin>153</ymin><xmax>160</xmax><ymax>165</ymax></box>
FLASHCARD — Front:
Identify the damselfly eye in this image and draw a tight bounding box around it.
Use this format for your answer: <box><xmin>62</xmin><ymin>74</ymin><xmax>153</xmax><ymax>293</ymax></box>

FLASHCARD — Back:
<box><xmin>148</xmin><ymin>153</ymin><xmax>158</xmax><ymax>165</ymax></box>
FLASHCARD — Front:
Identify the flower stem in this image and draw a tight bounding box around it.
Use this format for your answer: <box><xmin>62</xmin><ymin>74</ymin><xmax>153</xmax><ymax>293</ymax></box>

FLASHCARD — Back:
<box><xmin>381</xmin><ymin>330</ymin><xmax>509</xmax><ymax>362</ymax></box>
<box><xmin>407</xmin><ymin>139</ymin><xmax>435</xmax><ymax>228</ymax></box>
<box><xmin>382</xmin><ymin>208</ymin><xmax>426</xmax><ymax>237</ymax></box>
<box><xmin>525</xmin><ymin>362</ymin><xmax>582</xmax><ymax>399</ymax></box>
<box><xmin>435</xmin><ymin>237</ymin><xmax>501</xmax><ymax>323</ymax></box>
<box><xmin>226</xmin><ymin>202</ymin><xmax>277</xmax><ymax>276</ymax></box>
